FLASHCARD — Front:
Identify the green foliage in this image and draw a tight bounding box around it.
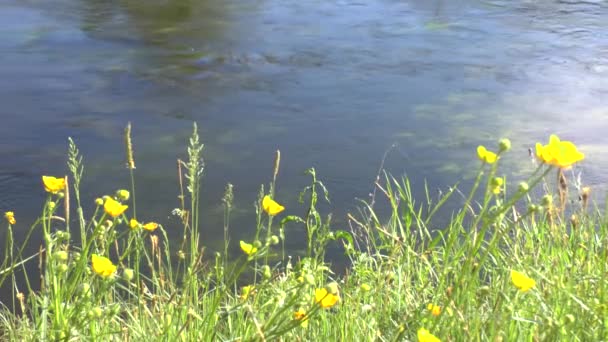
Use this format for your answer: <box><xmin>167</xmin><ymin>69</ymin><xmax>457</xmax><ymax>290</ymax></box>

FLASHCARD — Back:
<box><xmin>0</xmin><ymin>128</ymin><xmax>605</xmax><ymax>341</ymax></box>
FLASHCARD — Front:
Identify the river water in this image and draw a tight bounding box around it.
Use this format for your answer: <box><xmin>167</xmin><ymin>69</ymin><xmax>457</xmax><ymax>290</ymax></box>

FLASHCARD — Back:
<box><xmin>1</xmin><ymin>0</ymin><xmax>607</xmax><ymax>254</ymax></box>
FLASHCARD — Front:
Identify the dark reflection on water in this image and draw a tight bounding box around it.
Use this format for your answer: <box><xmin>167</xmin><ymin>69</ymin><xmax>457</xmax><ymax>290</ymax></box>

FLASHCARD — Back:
<box><xmin>1</xmin><ymin>0</ymin><xmax>608</xmax><ymax>263</ymax></box>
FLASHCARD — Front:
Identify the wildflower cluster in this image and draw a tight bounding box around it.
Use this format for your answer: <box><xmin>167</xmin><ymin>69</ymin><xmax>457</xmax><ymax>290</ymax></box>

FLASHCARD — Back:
<box><xmin>0</xmin><ymin>126</ymin><xmax>600</xmax><ymax>342</ymax></box>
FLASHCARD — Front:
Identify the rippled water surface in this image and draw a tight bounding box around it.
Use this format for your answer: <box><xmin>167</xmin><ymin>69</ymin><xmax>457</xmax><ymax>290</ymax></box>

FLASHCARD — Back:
<box><xmin>1</xmin><ymin>0</ymin><xmax>607</xmax><ymax>252</ymax></box>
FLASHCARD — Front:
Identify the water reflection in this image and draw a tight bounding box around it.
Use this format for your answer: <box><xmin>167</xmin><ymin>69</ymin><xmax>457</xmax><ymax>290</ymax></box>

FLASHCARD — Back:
<box><xmin>1</xmin><ymin>0</ymin><xmax>607</xmax><ymax>262</ymax></box>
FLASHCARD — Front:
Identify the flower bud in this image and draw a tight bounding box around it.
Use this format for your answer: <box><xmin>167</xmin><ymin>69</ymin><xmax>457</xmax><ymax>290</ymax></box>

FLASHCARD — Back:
<box><xmin>48</xmin><ymin>202</ymin><xmax>56</xmax><ymax>211</ymax></box>
<box><xmin>57</xmin><ymin>264</ymin><xmax>69</xmax><ymax>273</ymax></box>
<box><xmin>491</xmin><ymin>177</ymin><xmax>504</xmax><ymax>187</ymax></box>
<box><xmin>89</xmin><ymin>307</ymin><xmax>103</xmax><ymax>319</ymax></box>
<box><xmin>498</xmin><ymin>138</ymin><xmax>511</xmax><ymax>152</ymax></box>
<box><xmin>518</xmin><ymin>182</ymin><xmax>529</xmax><ymax>192</ymax></box>
<box><xmin>541</xmin><ymin>195</ymin><xmax>553</xmax><ymax>207</ymax></box>
<box><xmin>95</xmin><ymin>198</ymin><xmax>104</xmax><ymax>206</ymax></box>
<box><xmin>79</xmin><ymin>283</ymin><xmax>91</xmax><ymax>297</ymax></box>
<box><xmin>325</xmin><ymin>282</ymin><xmax>339</xmax><ymax>295</ymax></box>
<box><xmin>262</xmin><ymin>265</ymin><xmax>272</xmax><ymax>279</ymax></box>
<box><xmin>270</xmin><ymin>235</ymin><xmax>280</xmax><ymax>245</ymax></box>
<box><xmin>305</xmin><ymin>274</ymin><xmax>315</xmax><ymax>286</ymax></box>
<box><xmin>116</xmin><ymin>189</ymin><xmax>130</xmax><ymax>201</ymax></box>
<box><xmin>253</xmin><ymin>240</ymin><xmax>262</xmax><ymax>248</ymax></box>
<box><xmin>123</xmin><ymin>268</ymin><xmax>135</xmax><ymax>282</ymax></box>
<box><xmin>360</xmin><ymin>283</ymin><xmax>371</xmax><ymax>292</ymax></box>
<box><xmin>53</xmin><ymin>251</ymin><xmax>69</xmax><ymax>262</ymax></box>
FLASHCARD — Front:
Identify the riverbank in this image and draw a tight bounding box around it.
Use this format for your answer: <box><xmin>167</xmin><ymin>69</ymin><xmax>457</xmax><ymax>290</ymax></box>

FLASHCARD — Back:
<box><xmin>0</xmin><ymin>124</ymin><xmax>604</xmax><ymax>341</ymax></box>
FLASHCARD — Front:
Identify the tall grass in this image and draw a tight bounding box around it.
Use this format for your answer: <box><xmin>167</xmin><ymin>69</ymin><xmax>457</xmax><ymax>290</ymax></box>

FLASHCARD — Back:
<box><xmin>0</xmin><ymin>125</ymin><xmax>605</xmax><ymax>341</ymax></box>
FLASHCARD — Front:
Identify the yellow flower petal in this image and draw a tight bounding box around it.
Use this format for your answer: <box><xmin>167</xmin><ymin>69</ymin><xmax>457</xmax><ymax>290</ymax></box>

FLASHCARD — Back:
<box><xmin>535</xmin><ymin>135</ymin><xmax>584</xmax><ymax>168</ymax></box>
<box><xmin>104</xmin><ymin>197</ymin><xmax>128</xmax><ymax>218</ymax></box>
<box><xmin>42</xmin><ymin>176</ymin><xmax>66</xmax><ymax>194</ymax></box>
<box><xmin>143</xmin><ymin>222</ymin><xmax>159</xmax><ymax>231</ymax></box>
<box><xmin>511</xmin><ymin>270</ymin><xmax>535</xmax><ymax>292</ymax></box>
<box><xmin>427</xmin><ymin>303</ymin><xmax>441</xmax><ymax>316</ymax></box>
<box><xmin>129</xmin><ymin>219</ymin><xmax>139</xmax><ymax>229</ymax></box>
<box><xmin>4</xmin><ymin>211</ymin><xmax>16</xmax><ymax>225</ymax></box>
<box><xmin>240</xmin><ymin>285</ymin><xmax>255</xmax><ymax>300</ymax></box>
<box><xmin>91</xmin><ymin>254</ymin><xmax>117</xmax><ymax>278</ymax></box>
<box><xmin>314</xmin><ymin>288</ymin><xmax>340</xmax><ymax>308</ymax></box>
<box><xmin>240</xmin><ymin>241</ymin><xmax>257</xmax><ymax>256</ymax></box>
<box><xmin>262</xmin><ymin>195</ymin><xmax>285</xmax><ymax>216</ymax></box>
<box><xmin>477</xmin><ymin>145</ymin><xmax>497</xmax><ymax>164</ymax></box>
<box><xmin>418</xmin><ymin>328</ymin><xmax>441</xmax><ymax>342</ymax></box>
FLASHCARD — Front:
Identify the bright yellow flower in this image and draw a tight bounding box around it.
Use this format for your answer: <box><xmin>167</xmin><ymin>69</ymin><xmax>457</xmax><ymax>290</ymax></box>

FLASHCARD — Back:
<box><xmin>129</xmin><ymin>219</ymin><xmax>139</xmax><ymax>229</ymax></box>
<box><xmin>240</xmin><ymin>241</ymin><xmax>257</xmax><ymax>255</ymax></box>
<box><xmin>314</xmin><ymin>288</ymin><xmax>340</xmax><ymax>308</ymax></box>
<box><xmin>294</xmin><ymin>309</ymin><xmax>309</xmax><ymax>328</ymax></box>
<box><xmin>104</xmin><ymin>197</ymin><xmax>128</xmax><ymax>218</ymax></box>
<box><xmin>262</xmin><ymin>195</ymin><xmax>285</xmax><ymax>216</ymax></box>
<box><xmin>511</xmin><ymin>270</ymin><xmax>535</xmax><ymax>292</ymax></box>
<box><xmin>427</xmin><ymin>303</ymin><xmax>441</xmax><ymax>316</ymax></box>
<box><xmin>143</xmin><ymin>222</ymin><xmax>159</xmax><ymax>231</ymax></box>
<box><xmin>4</xmin><ymin>211</ymin><xmax>16</xmax><ymax>225</ymax></box>
<box><xmin>91</xmin><ymin>254</ymin><xmax>117</xmax><ymax>278</ymax></box>
<box><xmin>240</xmin><ymin>285</ymin><xmax>255</xmax><ymax>300</ymax></box>
<box><xmin>535</xmin><ymin>134</ymin><xmax>584</xmax><ymax>169</ymax></box>
<box><xmin>477</xmin><ymin>146</ymin><xmax>497</xmax><ymax>164</ymax></box>
<box><xmin>418</xmin><ymin>327</ymin><xmax>441</xmax><ymax>342</ymax></box>
<box><xmin>42</xmin><ymin>176</ymin><xmax>66</xmax><ymax>194</ymax></box>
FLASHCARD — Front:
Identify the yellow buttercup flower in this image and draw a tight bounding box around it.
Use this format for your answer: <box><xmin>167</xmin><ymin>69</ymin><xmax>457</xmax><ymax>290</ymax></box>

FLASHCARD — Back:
<box><xmin>129</xmin><ymin>219</ymin><xmax>139</xmax><ymax>229</ymax></box>
<box><xmin>535</xmin><ymin>134</ymin><xmax>584</xmax><ymax>169</ymax></box>
<box><xmin>477</xmin><ymin>146</ymin><xmax>497</xmax><ymax>164</ymax></box>
<box><xmin>104</xmin><ymin>197</ymin><xmax>128</xmax><ymax>218</ymax></box>
<box><xmin>294</xmin><ymin>309</ymin><xmax>309</xmax><ymax>328</ymax></box>
<box><xmin>511</xmin><ymin>270</ymin><xmax>535</xmax><ymax>292</ymax></box>
<box><xmin>418</xmin><ymin>327</ymin><xmax>441</xmax><ymax>342</ymax></box>
<box><xmin>4</xmin><ymin>211</ymin><xmax>16</xmax><ymax>225</ymax></box>
<box><xmin>42</xmin><ymin>176</ymin><xmax>66</xmax><ymax>194</ymax></box>
<box><xmin>240</xmin><ymin>241</ymin><xmax>257</xmax><ymax>255</ymax></box>
<box><xmin>91</xmin><ymin>254</ymin><xmax>117</xmax><ymax>278</ymax></box>
<box><xmin>314</xmin><ymin>288</ymin><xmax>340</xmax><ymax>308</ymax></box>
<box><xmin>262</xmin><ymin>195</ymin><xmax>285</xmax><ymax>216</ymax></box>
<box><xmin>240</xmin><ymin>285</ymin><xmax>255</xmax><ymax>300</ymax></box>
<box><xmin>143</xmin><ymin>222</ymin><xmax>159</xmax><ymax>231</ymax></box>
<box><xmin>427</xmin><ymin>303</ymin><xmax>441</xmax><ymax>316</ymax></box>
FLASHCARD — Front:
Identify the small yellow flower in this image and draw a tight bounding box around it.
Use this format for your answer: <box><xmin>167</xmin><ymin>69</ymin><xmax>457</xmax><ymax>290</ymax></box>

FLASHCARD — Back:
<box><xmin>262</xmin><ymin>195</ymin><xmax>285</xmax><ymax>216</ymax></box>
<box><xmin>477</xmin><ymin>145</ymin><xmax>497</xmax><ymax>164</ymax></box>
<box><xmin>4</xmin><ymin>211</ymin><xmax>16</xmax><ymax>225</ymax></box>
<box><xmin>240</xmin><ymin>240</ymin><xmax>257</xmax><ymax>255</ymax></box>
<box><xmin>427</xmin><ymin>303</ymin><xmax>441</xmax><ymax>316</ymax></box>
<box><xmin>535</xmin><ymin>134</ymin><xmax>584</xmax><ymax>169</ymax></box>
<box><xmin>360</xmin><ymin>283</ymin><xmax>371</xmax><ymax>292</ymax></box>
<box><xmin>511</xmin><ymin>270</ymin><xmax>535</xmax><ymax>292</ymax></box>
<box><xmin>91</xmin><ymin>254</ymin><xmax>117</xmax><ymax>278</ymax></box>
<box><xmin>104</xmin><ymin>197</ymin><xmax>128</xmax><ymax>218</ymax></box>
<box><xmin>294</xmin><ymin>309</ymin><xmax>309</xmax><ymax>328</ymax></box>
<box><xmin>129</xmin><ymin>219</ymin><xmax>139</xmax><ymax>229</ymax></box>
<box><xmin>314</xmin><ymin>288</ymin><xmax>340</xmax><ymax>308</ymax></box>
<box><xmin>240</xmin><ymin>285</ymin><xmax>255</xmax><ymax>300</ymax></box>
<box><xmin>42</xmin><ymin>176</ymin><xmax>66</xmax><ymax>194</ymax></box>
<box><xmin>418</xmin><ymin>327</ymin><xmax>441</xmax><ymax>342</ymax></box>
<box><xmin>143</xmin><ymin>222</ymin><xmax>159</xmax><ymax>231</ymax></box>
